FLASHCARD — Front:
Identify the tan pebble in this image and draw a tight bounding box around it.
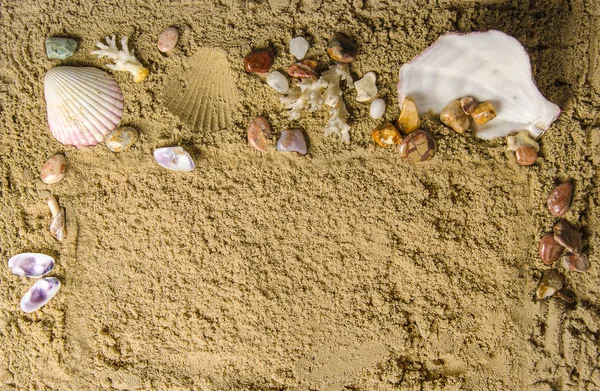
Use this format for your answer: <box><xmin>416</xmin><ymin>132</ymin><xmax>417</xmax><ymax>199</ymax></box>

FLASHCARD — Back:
<box><xmin>562</xmin><ymin>253</ymin><xmax>590</xmax><ymax>272</ymax></box>
<box><xmin>553</xmin><ymin>219</ymin><xmax>582</xmax><ymax>255</ymax></box>
<box><xmin>515</xmin><ymin>145</ymin><xmax>538</xmax><ymax>166</ymax></box>
<box><xmin>460</xmin><ymin>96</ymin><xmax>477</xmax><ymax>115</ymax></box>
<box><xmin>40</xmin><ymin>154</ymin><xmax>67</xmax><ymax>184</ymax></box>
<box><xmin>535</xmin><ymin>269</ymin><xmax>564</xmax><ymax>300</ymax></box>
<box><xmin>396</xmin><ymin>96</ymin><xmax>419</xmax><ymax>134</ymax></box>
<box><xmin>371</xmin><ymin>123</ymin><xmax>402</xmax><ymax>148</ymax></box>
<box><xmin>547</xmin><ymin>182</ymin><xmax>573</xmax><ymax>217</ymax></box>
<box><xmin>471</xmin><ymin>101</ymin><xmax>497</xmax><ymax>125</ymax></box>
<box><xmin>287</xmin><ymin>60</ymin><xmax>317</xmax><ymax>79</ymax></box>
<box><xmin>157</xmin><ymin>27</ymin><xmax>179</xmax><ymax>53</ymax></box>
<box><xmin>247</xmin><ymin>116</ymin><xmax>272</xmax><ymax>152</ymax></box>
<box><xmin>398</xmin><ymin>130</ymin><xmax>436</xmax><ymax>163</ymax></box>
<box><xmin>105</xmin><ymin>126</ymin><xmax>139</xmax><ymax>152</ymax></box>
<box><xmin>440</xmin><ymin>100</ymin><xmax>471</xmax><ymax>133</ymax></box>
<box><xmin>327</xmin><ymin>33</ymin><xmax>357</xmax><ymax>63</ymax></box>
<box><xmin>539</xmin><ymin>233</ymin><xmax>564</xmax><ymax>266</ymax></box>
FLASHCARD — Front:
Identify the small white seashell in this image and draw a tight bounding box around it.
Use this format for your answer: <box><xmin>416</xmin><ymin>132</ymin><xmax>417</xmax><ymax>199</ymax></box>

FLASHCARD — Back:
<box><xmin>289</xmin><ymin>37</ymin><xmax>309</xmax><ymax>60</ymax></box>
<box><xmin>44</xmin><ymin>66</ymin><xmax>124</xmax><ymax>148</ymax></box>
<box><xmin>20</xmin><ymin>277</ymin><xmax>61</xmax><ymax>313</ymax></box>
<box><xmin>370</xmin><ymin>98</ymin><xmax>386</xmax><ymax>119</ymax></box>
<box><xmin>355</xmin><ymin>72</ymin><xmax>377</xmax><ymax>102</ymax></box>
<box><xmin>154</xmin><ymin>147</ymin><xmax>195</xmax><ymax>172</ymax></box>
<box><xmin>267</xmin><ymin>71</ymin><xmax>289</xmax><ymax>94</ymax></box>
<box><xmin>8</xmin><ymin>253</ymin><xmax>55</xmax><ymax>278</ymax></box>
<box><xmin>48</xmin><ymin>196</ymin><xmax>66</xmax><ymax>241</ymax></box>
<box><xmin>398</xmin><ymin>30</ymin><xmax>561</xmax><ymax>140</ymax></box>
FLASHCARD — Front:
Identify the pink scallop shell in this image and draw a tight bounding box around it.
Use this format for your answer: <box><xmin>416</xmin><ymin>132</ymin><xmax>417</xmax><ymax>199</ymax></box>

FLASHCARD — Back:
<box><xmin>44</xmin><ymin>66</ymin><xmax>123</xmax><ymax>148</ymax></box>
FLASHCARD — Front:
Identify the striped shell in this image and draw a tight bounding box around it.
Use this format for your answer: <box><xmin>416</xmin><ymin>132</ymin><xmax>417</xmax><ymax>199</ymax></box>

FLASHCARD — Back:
<box><xmin>44</xmin><ymin>66</ymin><xmax>124</xmax><ymax>148</ymax></box>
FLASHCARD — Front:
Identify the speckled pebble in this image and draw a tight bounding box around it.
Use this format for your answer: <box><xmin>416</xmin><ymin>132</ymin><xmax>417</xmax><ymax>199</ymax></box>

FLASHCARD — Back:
<box><xmin>157</xmin><ymin>27</ymin><xmax>179</xmax><ymax>53</ymax></box>
<box><xmin>105</xmin><ymin>126</ymin><xmax>139</xmax><ymax>152</ymax></box>
<box><xmin>40</xmin><ymin>154</ymin><xmax>67</xmax><ymax>184</ymax></box>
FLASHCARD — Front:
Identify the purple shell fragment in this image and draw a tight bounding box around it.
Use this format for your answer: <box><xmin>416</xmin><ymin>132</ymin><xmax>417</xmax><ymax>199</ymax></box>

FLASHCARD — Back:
<box><xmin>276</xmin><ymin>129</ymin><xmax>307</xmax><ymax>156</ymax></box>
<box><xmin>8</xmin><ymin>253</ymin><xmax>55</xmax><ymax>278</ymax></box>
<box><xmin>20</xmin><ymin>277</ymin><xmax>61</xmax><ymax>313</ymax></box>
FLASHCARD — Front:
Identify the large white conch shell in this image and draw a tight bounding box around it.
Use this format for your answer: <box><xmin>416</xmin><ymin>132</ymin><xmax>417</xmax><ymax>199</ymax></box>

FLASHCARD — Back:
<box><xmin>44</xmin><ymin>66</ymin><xmax>124</xmax><ymax>148</ymax></box>
<box><xmin>398</xmin><ymin>30</ymin><xmax>561</xmax><ymax>140</ymax></box>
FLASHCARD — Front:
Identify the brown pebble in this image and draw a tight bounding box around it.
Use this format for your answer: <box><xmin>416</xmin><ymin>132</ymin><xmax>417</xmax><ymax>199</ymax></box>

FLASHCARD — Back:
<box><xmin>396</xmin><ymin>96</ymin><xmax>420</xmax><ymax>134</ymax></box>
<box><xmin>553</xmin><ymin>219</ymin><xmax>582</xmax><ymax>255</ymax></box>
<box><xmin>157</xmin><ymin>27</ymin><xmax>179</xmax><ymax>53</ymax></box>
<box><xmin>40</xmin><ymin>154</ymin><xmax>67</xmax><ymax>184</ymax></box>
<box><xmin>327</xmin><ymin>33</ymin><xmax>357</xmax><ymax>63</ymax></box>
<box><xmin>371</xmin><ymin>123</ymin><xmax>402</xmax><ymax>148</ymax></box>
<box><xmin>247</xmin><ymin>116</ymin><xmax>272</xmax><ymax>152</ymax></box>
<box><xmin>562</xmin><ymin>253</ymin><xmax>590</xmax><ymax>272</ymax></box>
<box><xmin>515</xmin><ymin>145</ymin><xmax>538</xmax><ymax>166</ymax></box>
<box><xmin>244</xmin><ymin>49</ymin><xmax>274</xmax><ymax>73</ymax></box>
<box><xmin>536</xmin><ymin>269</ymin><xmax>564</xmax><ymax>300</ymax></box>
<box><xmin>554</xmin><ymin>288</ymin><xmax>576</xmax><ymax>304</ymax></box>
<box><xmin>287</xmin><ymin>60</ymin><xmax>317</xmax><ymax>79</ymax></box>
<box><xmin>471</xmin><ymin>101</ymin><xmax>497</xmax><ymax>125</ymax></box>
<box><xmin>547</xmin><ymin>182</ymin><xmax>573</xmax><ymax>217</ymax></box>
<box><xmin>460</xmin><ymin>96</ymin><xmax>478</xmax><ymax>115</ymax></box>
<box><xmin>440</xmin><ymin>100</ymin><xmax>471</xmax><ymax>133</ymax></box>
<box><xmin>539</xmin><ymin>233</ymin><xmax>564</xmax><ymax>266</ymax></box>
<box><xmin>398</xmin><ymin>130</ymin><xmax>436</xmax><ymax>163</ymax></box>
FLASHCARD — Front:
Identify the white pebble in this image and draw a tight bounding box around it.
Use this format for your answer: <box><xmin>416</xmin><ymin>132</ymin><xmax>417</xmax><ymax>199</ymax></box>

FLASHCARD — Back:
<box><xmin>267</xmin><ymin>71</ymin><xmax>289</xmax><ymax>94</ymax></box>
<box><xmin>370</xmin><ymin>98</ymin><xmax>386</xmax><ymax>119</ymax></box>
<box><xmin>289</xmin><ymin>37</ymin><xmax>309</xmax><ymax>60</ymax></box>
<box><xmin>355</xmin><ymin>72</ymin><xmax>377</xmax><ymax>102</ymax></box>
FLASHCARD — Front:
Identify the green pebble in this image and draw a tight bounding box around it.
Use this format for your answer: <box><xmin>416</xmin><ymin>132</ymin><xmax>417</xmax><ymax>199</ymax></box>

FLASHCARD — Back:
<box><xmin>45</xmin><ymin>37</ymin><xmax>78</xmax><ymax>60</ymax></box>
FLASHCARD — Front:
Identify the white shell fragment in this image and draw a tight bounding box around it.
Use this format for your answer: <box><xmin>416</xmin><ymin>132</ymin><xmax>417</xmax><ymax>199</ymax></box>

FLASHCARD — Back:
<box><xmin>355</xmin><ymin>72</ymin><xmax>377</xmax><ymax>102</ymax></box>
<box><xmin>48</xmin><ymin>196</ymin><xmax>66</xmax><ymax>241</ymax></box>
<box><xmin>44</xmin><ymin>66</ymin><xmax>124</xmax><ymax>148</ymax></box>
<box><xmin>20</xmin><ymin>277</ymin><xmax>61</xmax><ymax>313</ymax></box>
<box><xmin>8</xmin><ymin>253</ymin><xmax>55</xmax><ymax>278</ymax></box>
<box><xmin>289</xmin><ymin>37</ymin><xmax>310</xmax><ymax>60</ymax></box>
<box><xmin>370</xmin><ymin>98</ymin><xmax>386</xmax><ymax>119</ymax></box>
<box><xmin>154</xmin><ymin>147</ymin><xmax>195</xmax><ymax>172</ymax></box>
<box><xmin>267</xmin><ymin>71</ymin><xmax>289</xmax><ymax>94</ymax></box>
<box><xmin>398</xmin><ymin>30</ymin><xmax>561</xmax><ymax>140</ymax></box>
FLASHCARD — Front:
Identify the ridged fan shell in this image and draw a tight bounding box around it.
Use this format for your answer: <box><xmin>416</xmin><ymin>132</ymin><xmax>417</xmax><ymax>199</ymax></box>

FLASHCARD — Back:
<box><xmin>165</xmin><ymin>48</ymin><xmax>238</xmax><ymax>132</ymax></box>
<box><xmin>44</xmin><ymin>66</ymin><xmax>124</xmax><ymax>148</ymax></box>
<box><xmin>398</xmin><ymin>30</ymin><xmax>561</xmax><ymax>140</ymax></box>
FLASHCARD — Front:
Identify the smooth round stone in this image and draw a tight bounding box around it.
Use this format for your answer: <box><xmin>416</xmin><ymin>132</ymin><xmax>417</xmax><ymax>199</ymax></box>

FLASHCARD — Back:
<box><xmin>157</xmin><ymin>27</ymin><xmax>179</xmax><ymax>53</ymax></box>
<box><xmin>547</xmin><ymin>182</ymin><xmax>573</xmax><ymax>217</ymax></box>
<box><xmin>277</xmin><ymin>129</ymin><xmax>307</xmax><ymax>156</ymax></box>
<box><xmin>45</xmin><ymin>37</ymin><xmax>78</xmax><ymax>60</ymax></box>
<box><xmin>370</xmin><ymin>98</ymin><xmax>386</xmax><ymax>119</ymax></box>
<box><xmin>398</xmin><ymin>130</ymin><xmax>436</xmax><ymax>163</ymax></box>
<box><xmin>289</xmin><ymin>37</ymin><xmax>309</xmax><ymax>60</ymax></box>
<box><xmin>244</xmin><ymin>49</ymin><xmax>274</xmax><ymax>73</ymax></box>
<box><xmin>105</xmin><ymin>126</ymin><xmax>139</xmax><ymax>152</ymax></box>
<box><xmin>247</xmin><ymin>116</ymin><xmax>272</xmax><ymax>152</ymax></box>
<box><xmin>327</xmin><ymin>33</ymin><xmax>357</xmax><ymax>63</ymax></box>
<box><xmin>267</xmin><ymin>71</ymin><xmax>289</xmax><ymax>94</ymax></box>
<box><xmin>40</xmin><ymin>154</ymin><xmax>67</xmax><ymax>184</ymax></box>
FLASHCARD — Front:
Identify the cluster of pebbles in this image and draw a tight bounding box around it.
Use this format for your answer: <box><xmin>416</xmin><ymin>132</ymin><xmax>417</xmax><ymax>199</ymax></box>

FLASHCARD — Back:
<box><xmin>536</xmin><ymin>181</ymin><xmax>589</xmax><ymax>302</ymax></box>
<box><xmin>243</xmin><ymin>33</ymin><xmax>385</xmax><ymax>154</ymax></box>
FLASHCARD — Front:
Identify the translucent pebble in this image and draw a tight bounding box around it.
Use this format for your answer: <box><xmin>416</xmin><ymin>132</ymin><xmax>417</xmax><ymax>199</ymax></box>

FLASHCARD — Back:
<box><xmin>355</xmin><ymin>72</ymin><xmax>377</xmax><ymax>102</ymax></box>
<box><xmin>289</xmin><ymin>37</ymin><xmax>310</xmax><ymax>60</ymax></box>
<box><xmin>267</xmin><ymin>71</ymin><xmax>289</xmax><ymax>94</ymax></box>
<box><xmin>370</xmin><ymin>98</ymin><xmax>386</xmax><ymax>119</ymax></box>
<box><xmin>157</xmin><ymin>27</ymin><xmax>179</xmax><ymax>53</ymax></box>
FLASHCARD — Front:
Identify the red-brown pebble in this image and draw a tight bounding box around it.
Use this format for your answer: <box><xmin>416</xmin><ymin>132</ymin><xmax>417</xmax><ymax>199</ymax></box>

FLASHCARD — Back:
<box><xmin>553</xmin><ymin>219</ymin><xmax>582</xmax><ymax>255</ymax></box>
<box><xmin>244</xmin><ymin>49</ymin><xmax>274</xmax><ymax>73</ymax></box>
<box><xmin>515</xmin><ymin>145</ymin><xmax>537</xmax><ymax>166</ymax></box>
<box><xmin>562</xmin><ymin>253</ymin><xmax>590</xmax><ymax>272</ymax></box>
<box><xmin>247</xmin><ymin>116</ymin><xmax>272</xmax><ymax>152</ymax></box>
<box><xmin>539</xmin><ymin>233</ymin><xmax>564</xmax><ymax>266</ymax></box>
<box><xmin>287</xmin><ymin>60</ymin><xmax>317</xmax><ymax>79</ymax></box>
<box><xmin>547</xmin><ymin>182</ymin><xmax>573</xmax><ymax>217</ymax></box>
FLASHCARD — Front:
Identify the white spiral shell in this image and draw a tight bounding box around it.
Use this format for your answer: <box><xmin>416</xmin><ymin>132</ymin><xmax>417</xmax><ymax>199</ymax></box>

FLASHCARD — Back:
<box><xmin>398</xmin><ymin>30</ymin><xmax>561</xmax><ymax>140</ymax></box>
<box><xmin>44</xmin><ymin>66</ymin><xmax>124</xmax><ymax>148</ymax></box>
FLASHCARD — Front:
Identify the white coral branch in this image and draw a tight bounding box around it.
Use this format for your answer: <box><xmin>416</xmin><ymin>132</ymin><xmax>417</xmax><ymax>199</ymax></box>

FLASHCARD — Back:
<box><xmin>91</xmin><ymin>35</ymin><xmax>149</xmax><ymax>83</ymax></box>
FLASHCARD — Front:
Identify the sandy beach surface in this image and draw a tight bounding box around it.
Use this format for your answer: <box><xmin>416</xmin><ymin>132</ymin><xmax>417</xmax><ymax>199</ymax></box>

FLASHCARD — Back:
<box><xmin>1</xmin><ymin>0</ymin><xmax>599</xmax><ymax>390</ymax></box>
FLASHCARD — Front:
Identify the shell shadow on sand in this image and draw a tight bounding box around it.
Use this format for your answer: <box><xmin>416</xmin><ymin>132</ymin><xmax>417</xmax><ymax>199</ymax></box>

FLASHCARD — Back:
<box><xmin>165</xmin><ymin>48</ymin><xmax>238</xmax><ymax>132</ymax></box>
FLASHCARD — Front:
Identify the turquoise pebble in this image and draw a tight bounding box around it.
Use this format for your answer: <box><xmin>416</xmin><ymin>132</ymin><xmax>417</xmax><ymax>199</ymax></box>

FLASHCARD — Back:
<box><xmin>45</xmin><ymin>37</ymin><xmax>78</xmax><ymax>60</ymax></box>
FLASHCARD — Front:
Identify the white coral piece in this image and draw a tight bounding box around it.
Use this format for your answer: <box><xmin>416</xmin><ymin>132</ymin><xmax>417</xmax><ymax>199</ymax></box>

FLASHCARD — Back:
<box><xmin>280</xmin><ymin>64</ymin><xmax>352</xmax><ymax>143</ymax></box>
<box><xmin>91</xmin><ymin>35</ymin><xmax>149</xmax><ymax>83</ymax></box>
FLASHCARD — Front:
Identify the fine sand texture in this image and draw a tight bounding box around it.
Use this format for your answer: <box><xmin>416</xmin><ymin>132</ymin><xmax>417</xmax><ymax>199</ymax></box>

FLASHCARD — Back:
<box><xmin>1</xmin><ymin>0</ymin><xmax>600</xmax><ymax>390</ymax></box>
